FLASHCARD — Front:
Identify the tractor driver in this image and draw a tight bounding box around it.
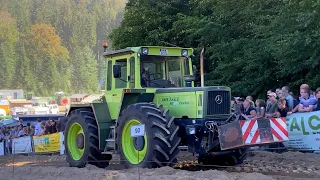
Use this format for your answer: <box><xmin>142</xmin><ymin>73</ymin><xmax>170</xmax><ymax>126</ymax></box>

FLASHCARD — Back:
<box><xmin>140</xmin><ymin>65</ymin><xmax>150</xmax><ymax>87</ymax></box>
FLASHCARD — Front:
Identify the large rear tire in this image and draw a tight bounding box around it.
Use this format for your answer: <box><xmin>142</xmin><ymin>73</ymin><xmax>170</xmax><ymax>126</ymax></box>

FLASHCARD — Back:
<box><xmin>65</xmin><ymin>108</ymin><xmax>112</xmax><ymax>168</ymax></box>
<box><xmin>115</xmin><ymin>102</ymin><xmax>181</xmax><ymax>168</ymax></box>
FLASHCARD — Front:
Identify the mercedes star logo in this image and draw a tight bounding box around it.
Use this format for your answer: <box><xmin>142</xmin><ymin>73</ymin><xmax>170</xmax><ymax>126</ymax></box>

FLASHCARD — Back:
<box><xmin>215</xmin><ymin>95</ymin><xmax>223</xmax><ymax>104</ymax></box>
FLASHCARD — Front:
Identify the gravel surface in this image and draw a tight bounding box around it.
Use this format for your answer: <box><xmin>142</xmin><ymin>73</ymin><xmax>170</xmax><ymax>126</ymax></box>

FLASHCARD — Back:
<box><xmin>0</xmin><ymin>151</ymin><xmax>319</xmax><ymax>180</ymax></box>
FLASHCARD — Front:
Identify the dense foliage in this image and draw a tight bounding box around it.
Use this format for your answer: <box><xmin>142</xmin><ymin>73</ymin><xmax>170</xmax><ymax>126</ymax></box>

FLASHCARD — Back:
<box><xmin>0</xmin><ymin>0</ymin><xmax>126</xmax><ymax>96</ymax></box>
<box><xmin>110</xmin><ymin>0</ymin><xmax>320</xmax><ymax>98</ymax></box>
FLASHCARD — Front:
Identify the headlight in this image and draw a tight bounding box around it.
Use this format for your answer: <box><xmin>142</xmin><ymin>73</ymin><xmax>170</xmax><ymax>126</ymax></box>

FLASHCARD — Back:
<box><xmin>189</xmin><ymin>128</ymin><xmax>195</xmax><ymax>135</ymax></box>
<box><xmin>142</xmin><ymin>47</ymin><xmax>148</xmax><ymax>54</ymax></box>
<box><xmin>186</xmin><ymin>126</ymin><xmax>196</xmax><ymax>135</ymax></box>
<box><xmin>181</xmin><ymin>49</ymin><xmax>188</xmax><ymax>56</ymax></box>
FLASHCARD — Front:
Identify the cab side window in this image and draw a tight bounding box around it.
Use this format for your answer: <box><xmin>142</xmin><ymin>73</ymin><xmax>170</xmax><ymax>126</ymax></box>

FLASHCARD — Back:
<box><xmin>115</xmin><ymin>59</ymin><xmax>127</xmax><ymax>88</ymax></box>
<box><xmin>129</xmin><ymin>57</ymin><xmax>135</xmax><ymax>88</ymax></box>
<box><xmin>106</xmin><ymin>60</ymin><xmax>112</xmax><ymax>91</ymax></box>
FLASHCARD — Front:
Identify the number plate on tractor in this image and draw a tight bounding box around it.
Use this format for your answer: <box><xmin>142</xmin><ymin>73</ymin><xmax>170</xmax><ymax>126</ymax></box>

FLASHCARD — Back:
<box><xmin>130</xmin><ymin>124</ymin><xmax>145</xmax><ymax>137</ymax></box>
<box><xmin>160</xmin><ymin>49</ymin><xmax>168</xmax><ymax>55</ymax></box>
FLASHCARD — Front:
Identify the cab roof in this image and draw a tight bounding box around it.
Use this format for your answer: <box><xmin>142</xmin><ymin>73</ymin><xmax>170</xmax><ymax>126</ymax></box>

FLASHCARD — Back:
<box><xmin>102</xmin><ymin>46</ymin><xmax>193</xmax><ymax>57</ymax></box>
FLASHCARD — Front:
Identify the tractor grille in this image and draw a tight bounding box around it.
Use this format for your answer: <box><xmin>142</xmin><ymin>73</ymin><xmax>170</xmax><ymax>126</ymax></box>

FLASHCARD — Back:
<box><xmin>206</xmin><ymin>90</ymin><xmax>231</xmax><ymax>116</ymax></box>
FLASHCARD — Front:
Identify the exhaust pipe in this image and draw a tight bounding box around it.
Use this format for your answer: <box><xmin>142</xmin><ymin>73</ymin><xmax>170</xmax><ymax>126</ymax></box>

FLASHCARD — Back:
<box><xmin>200</xmin><ymin>48</ymin><xmax>204</xmax><ymax>87</ymax></box>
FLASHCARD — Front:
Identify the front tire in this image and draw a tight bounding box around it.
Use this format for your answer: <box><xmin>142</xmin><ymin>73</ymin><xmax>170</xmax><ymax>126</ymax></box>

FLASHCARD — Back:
<box><xmin>115</xmin><ymin>102</ymin><xmax>181</xmax><ymax>168</ymax></box>
<box><xmin>65</xmin><ymin>108</ymin><xmax>111</xmax><ymax>168</ymax></box>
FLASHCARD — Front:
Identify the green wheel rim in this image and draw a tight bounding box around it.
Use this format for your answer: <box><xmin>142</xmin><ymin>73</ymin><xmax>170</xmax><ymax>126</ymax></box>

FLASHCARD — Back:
<box><xmin>122</xmin><ymin>119</ymin><xmax>147</xmax><ymax>164</ymax></box>
<box><xmin>67</xmin><ymin>122</ymin><xmax>85</xmax><ymax>160</ymax></box>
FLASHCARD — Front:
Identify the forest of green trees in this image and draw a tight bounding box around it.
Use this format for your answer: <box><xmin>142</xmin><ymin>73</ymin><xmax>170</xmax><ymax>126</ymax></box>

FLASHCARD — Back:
<box><xmin>1</xmin><ymin>0</ymin><xmax>320</xmax><ymax>98</ymax></box>
<box><xmin>111</xmin><ymin>0</ymin><xmax>320</xmax><ymax>98</ymax></box>
<box><xmin>0</xmin><ymin>0</ymin><xmax>126</xmax><ymax>96</ymax></box>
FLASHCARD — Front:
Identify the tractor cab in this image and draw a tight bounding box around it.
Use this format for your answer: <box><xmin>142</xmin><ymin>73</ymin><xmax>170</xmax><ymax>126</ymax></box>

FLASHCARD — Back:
<box><xmin>104</xmin><ymin>46</ymin><xmax>196</xmax><ymax>90</ymax></box>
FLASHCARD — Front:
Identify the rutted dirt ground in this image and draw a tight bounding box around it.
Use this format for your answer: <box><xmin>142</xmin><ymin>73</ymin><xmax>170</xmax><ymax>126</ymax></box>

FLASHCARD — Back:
<box><xmin>0</xmin><ymin>151</ymin><xmax>319</xmax><ymax>180</ymax></box>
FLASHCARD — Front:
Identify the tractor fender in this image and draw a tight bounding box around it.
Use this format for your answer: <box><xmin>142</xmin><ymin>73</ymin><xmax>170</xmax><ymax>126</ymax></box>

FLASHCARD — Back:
<box><xmin>66</xmin><ymin>98</ymin><xmax>113</xmax><ymax>150</ymax></box>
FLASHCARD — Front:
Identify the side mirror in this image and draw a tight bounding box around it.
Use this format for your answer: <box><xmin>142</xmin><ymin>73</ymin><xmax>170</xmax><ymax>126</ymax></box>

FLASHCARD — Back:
<box><xmin>113</xmin><ymin>64</ymin><xmax>121</xmax><ymax>78</ymax></box>
<box><xmin>184</xmin><ymin>75</ymin><xmax>196</xmax><ymax>82</ymax></box>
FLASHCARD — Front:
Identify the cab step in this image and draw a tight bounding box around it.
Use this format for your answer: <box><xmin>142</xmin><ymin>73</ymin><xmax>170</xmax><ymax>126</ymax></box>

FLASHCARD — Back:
<box><xmin>178</xmin><ymin>146</ymin><xmax>188</xmax><ymax>151</ymax></box>
<box><xmin>103</xmin><ymin>125</ymin><xmax>116</xmax><ymax>154</ymax></box>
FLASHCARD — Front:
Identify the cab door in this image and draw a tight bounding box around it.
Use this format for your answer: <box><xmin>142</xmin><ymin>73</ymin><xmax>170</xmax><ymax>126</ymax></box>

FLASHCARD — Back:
<box><xmin>105</xmin><ymin>57</ymin><xmax>129</xmax><ymax>120</ymax></box>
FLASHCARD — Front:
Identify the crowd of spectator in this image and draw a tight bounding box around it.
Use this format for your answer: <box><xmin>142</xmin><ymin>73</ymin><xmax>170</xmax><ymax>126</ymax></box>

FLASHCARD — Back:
<box><xmin>232</xmin><ymin>83</ymin><xmax>320</xmax><ymax>120</ymax></box>
<box><xmin>0</xmin><ymin>117</ymin><xmax>66</xmax><ymax>155</ymax></box>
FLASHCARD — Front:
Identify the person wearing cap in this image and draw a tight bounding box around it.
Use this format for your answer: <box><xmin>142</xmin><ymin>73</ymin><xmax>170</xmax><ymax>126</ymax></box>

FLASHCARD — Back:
<box><xmin>235</xmin><ymin>97</ymin><xmax>241</xmax><ymax>104</ymax></box>
<box><xmin>266</xmin><ymin>90</ymin><xmax>272</xmax><ymax>109</ymax></box>
<box><xmin>266</xmin><ymin>92</ymin><xmax>278</xmax><ymax>118</ymax></box>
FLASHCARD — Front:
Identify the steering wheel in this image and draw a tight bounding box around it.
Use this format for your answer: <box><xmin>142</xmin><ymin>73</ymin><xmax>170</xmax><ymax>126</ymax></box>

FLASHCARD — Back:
<box><xmin>149</xmin><ymin>73</ymin><xmax>163</xmax><ymax>80</ymax></box>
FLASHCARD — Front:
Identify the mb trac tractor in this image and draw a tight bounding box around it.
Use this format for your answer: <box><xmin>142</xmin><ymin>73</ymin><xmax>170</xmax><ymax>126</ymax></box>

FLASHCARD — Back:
<box><xmin>64</xmin><ymin>45</ymin><xmax>249</xmax><ymax>169</ymax></box>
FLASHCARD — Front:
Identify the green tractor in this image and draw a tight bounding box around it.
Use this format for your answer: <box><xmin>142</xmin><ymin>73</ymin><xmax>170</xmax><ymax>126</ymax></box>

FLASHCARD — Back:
<box><xmin>64</xmin><ymin>45</ymin><xmax>248</xmax><ymax>169</ymax></box>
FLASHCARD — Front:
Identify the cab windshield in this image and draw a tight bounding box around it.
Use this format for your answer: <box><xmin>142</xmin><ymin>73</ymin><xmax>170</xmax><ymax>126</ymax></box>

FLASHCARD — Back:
<box><xmin>140</xmin><ymin>55</ymin><xmax>190</xmax><ymax>88</ymax></box>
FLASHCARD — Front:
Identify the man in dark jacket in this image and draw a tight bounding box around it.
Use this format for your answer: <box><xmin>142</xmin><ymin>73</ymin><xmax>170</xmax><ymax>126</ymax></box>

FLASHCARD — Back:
<box><xmin>56</xmin><ymin>116</ymin><xmax>68</xmax><ymax>133</ymax></box>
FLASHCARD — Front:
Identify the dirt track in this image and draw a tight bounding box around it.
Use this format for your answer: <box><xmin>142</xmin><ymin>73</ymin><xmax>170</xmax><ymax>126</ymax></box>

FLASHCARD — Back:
<box><xmin>0</xmin><ymin>151</ymin><xmax>319</xmax><ymax>180</ymax></box>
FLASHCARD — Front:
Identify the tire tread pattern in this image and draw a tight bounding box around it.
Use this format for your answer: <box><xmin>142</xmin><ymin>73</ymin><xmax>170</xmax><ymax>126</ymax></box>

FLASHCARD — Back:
<box><xmin>115</xmin><ymin>102</ymin><xmax>181</xmax><ymax>168</ymax></box>
<box><xmin>66</xmin><ymin>108</ymin><xmax>111</xmax><ymax>168</ymax></box>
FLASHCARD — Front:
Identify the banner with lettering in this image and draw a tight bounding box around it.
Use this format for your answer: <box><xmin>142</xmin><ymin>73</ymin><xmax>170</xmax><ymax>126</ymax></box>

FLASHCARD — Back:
<box><xmin>284</xmin><ymin>110</ymin><xmax>320</xmax><ymax>151</ymax></box>
<box><xmin>33</xmin><ymin>133</ymin><xmax>61</xmax><ymax>153</ymax></box>
<box><xmin>12</xmin><ymin>136</ymin><xmax>33</xmax><ymax>154</ymax></box>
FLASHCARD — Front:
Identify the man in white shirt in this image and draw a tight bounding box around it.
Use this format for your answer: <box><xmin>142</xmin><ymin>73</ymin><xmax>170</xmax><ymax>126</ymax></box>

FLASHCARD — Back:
<box><xmin>34</xmin><ymin>118</ymin><xmax>42</xmax><ymax>136</ymax></box>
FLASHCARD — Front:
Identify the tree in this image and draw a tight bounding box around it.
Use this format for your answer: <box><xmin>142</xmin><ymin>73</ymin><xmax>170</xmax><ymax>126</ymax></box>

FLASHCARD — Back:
<box><xmin>0</xmin><ymin>0</ymin><xmax>126</xmax><ymax>95</ymax></box>
<box><xmin>110</xmin><ymin>0</ymin><xmax>320</xmax><ymax>97</ymax></box>
<box><xmin>71</xmin><ymin>46</ymin><xmax>99</xmax><ymax>93</ymax></box>
<box><xmin>0</xmin><ymin>11</ymin><xmax>19</xmax><ymax>88</ymax></box>
<box><xmin>13</xmin><ymin>45</ymin><xmax>35</xmax><ymax>91</ymax></box>
<box><xmin>27</xmin><ymin>23</ymin><xmax>70</xmax><ymax>95</ymax></box>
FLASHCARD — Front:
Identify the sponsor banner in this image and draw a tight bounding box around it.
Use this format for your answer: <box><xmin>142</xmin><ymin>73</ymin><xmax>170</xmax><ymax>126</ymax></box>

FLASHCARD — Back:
<box><xmin>12</xmin><ymin>136</ymin><xmax>33</xmax><ymax>154</ymax></box>
<box><xmin>284</xmin><ymin>111</ymin><xmax>320</xmax><ymax>151</ymax></box>
<box><xmin>0</xmin><ymin>142</ymin><xmax>4</xmax><ymax>156</ymax></box>
<box><xmin>33</xmin><ymin>133</ymin><xmax>61</xmax><ymax>153</ymax></box>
